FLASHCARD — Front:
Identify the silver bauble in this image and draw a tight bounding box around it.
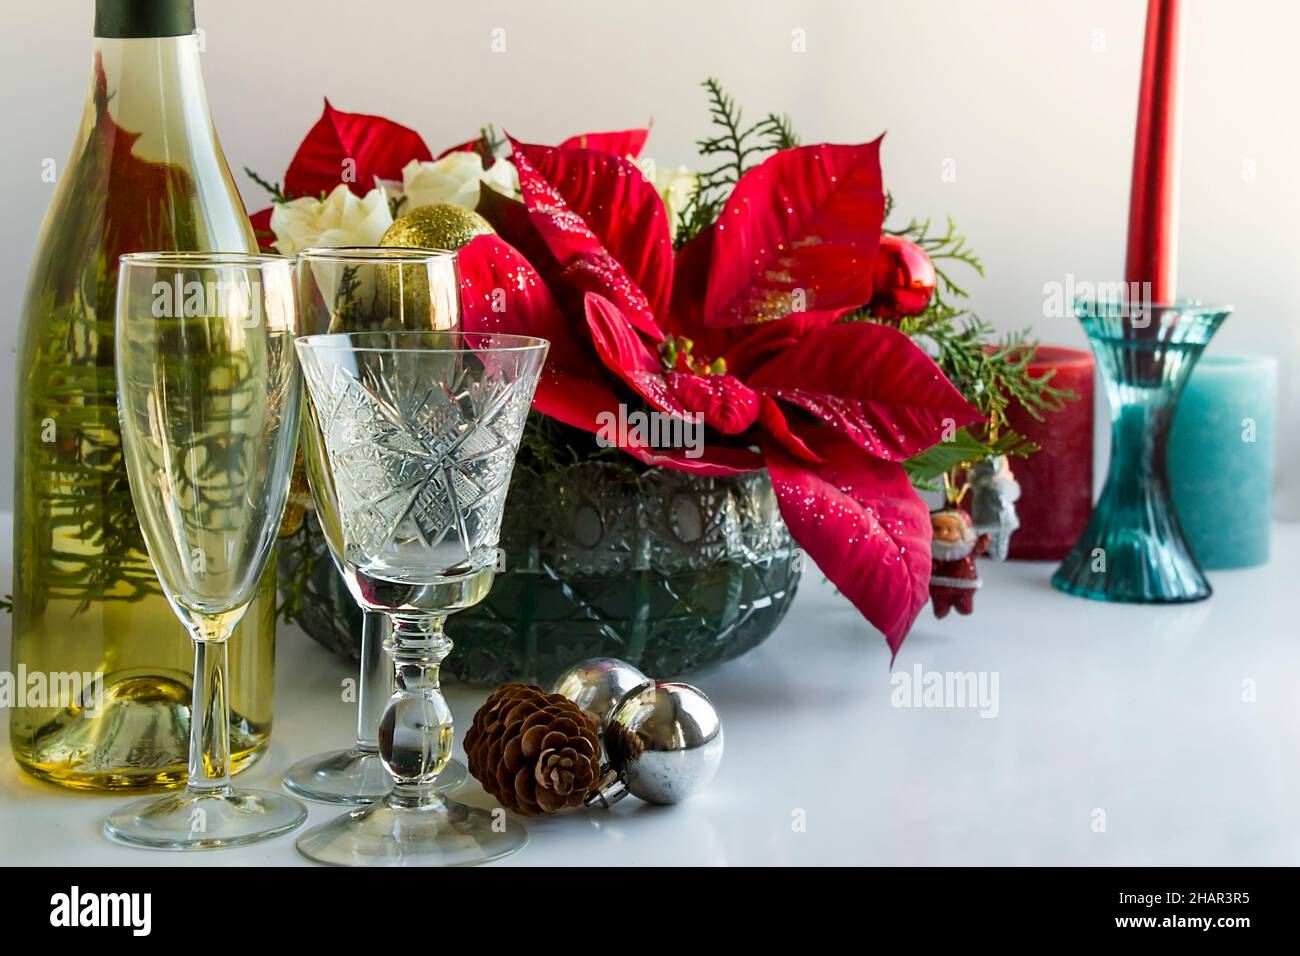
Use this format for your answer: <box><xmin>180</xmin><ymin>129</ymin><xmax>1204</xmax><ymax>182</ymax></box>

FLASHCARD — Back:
<box><xmin>551</xmin><ymin>657</ymin><xmax>650</xmax><ymax>731</ymax></box>
<box><xmin>589</xmin><ymin>681</ymin><xmax>724</xmax><ymax>806</ymax></box>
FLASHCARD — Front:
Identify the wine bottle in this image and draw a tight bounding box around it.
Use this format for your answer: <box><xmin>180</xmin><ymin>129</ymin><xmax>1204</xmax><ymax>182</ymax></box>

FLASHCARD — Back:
<box><xmin>10</xmin><ymin>0</ymin><xmax>277</xmax><ymax>790</ymax></box>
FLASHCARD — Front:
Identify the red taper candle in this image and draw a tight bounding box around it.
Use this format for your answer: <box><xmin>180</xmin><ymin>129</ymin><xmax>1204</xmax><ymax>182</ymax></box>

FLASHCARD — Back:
<box><xmin>1125</xmin><ymin>0</ymin><xmax>1183</xmax><ymax>303</ymax></box>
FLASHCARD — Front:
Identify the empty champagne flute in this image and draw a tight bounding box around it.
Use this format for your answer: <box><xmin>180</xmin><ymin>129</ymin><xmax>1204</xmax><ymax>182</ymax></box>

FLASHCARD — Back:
<box><xmin>106</xmin><ymin>252</ymin><xmax>307</xmax><ymax>849</ymax></box>
<box><xmin>294</xmin><ymin>330</ymin><xmax>547</xmax><ymax>866</ymax></box>
<box><xmin>283</xmin><ymin>247</ymin><xmax>467</xmax><ymax>805</ymax></box>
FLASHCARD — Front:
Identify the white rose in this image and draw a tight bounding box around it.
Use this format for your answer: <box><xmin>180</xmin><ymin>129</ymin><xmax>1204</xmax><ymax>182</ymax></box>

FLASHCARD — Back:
<box><xmin>401</xmin><ymin>153</ymin><xmax>520</xmax><ymax>211</ymax></box>
<box><xmin>482</xmin><ymin>157</ymin><xmax>519</xmax><ymax>201</ymax></box>
<box><xmin>269</xmin><ymin>184</ymin><xmax>393</xmax><ymax>257</ymax></box>
<box><xmin>637</xmin><ymin>158</ymin><xmax>697</xmax><ymax>240</ymax></box>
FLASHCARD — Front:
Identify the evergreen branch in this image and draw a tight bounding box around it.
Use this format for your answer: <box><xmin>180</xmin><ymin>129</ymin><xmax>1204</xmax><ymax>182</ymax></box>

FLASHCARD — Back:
<box><xmin>479</xmin><ymin>124</ymin><xmax>506</xmax><ymax>161</ymax></box>
<box><xmin>244</xmin><ymin>167</ymin><xmax>289</xmax><ymax>203</ymax></box>
<box><xmin>891</xmin><ymin>307</ymin><xmax>1075</xmax><ymax>440</ymax></box>
<box><xmin>758</xmin><ymin>111</ymin><xmax>800</xmax><ymax>150</ymax></box>
<box><xmin>695</xmin><ymin>77</ymin><xmax>753</xmax><ymax>190</ymax></box>
<box><xmin>675</xmin><ymin>183</ymin><xmax>726</xmax><ymax>249</ymax></box>
<box><xmin>677</xmin><ymin>78</ymin><xmax>801</xmax><ymax>248</ymax></box>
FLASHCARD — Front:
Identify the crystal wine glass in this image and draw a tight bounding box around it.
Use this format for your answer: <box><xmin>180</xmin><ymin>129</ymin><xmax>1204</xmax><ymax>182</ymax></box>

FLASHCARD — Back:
<box><xmin>106</xmin><ymin>252</ymin><xmax>307</xmax><ymax>849</ymax></box>
<box><xmin>283</xmin><ymin>247</ymin><xmax>467</xmax><ymax>804</ymax></box>
<box><xmin>294</xmin><ymin>330</ymin><xmax>547</xmax><ymax>866</ymax></box>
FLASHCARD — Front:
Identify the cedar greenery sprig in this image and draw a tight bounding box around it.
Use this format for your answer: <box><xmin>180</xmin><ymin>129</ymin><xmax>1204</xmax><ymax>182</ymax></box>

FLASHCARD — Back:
<box><xmin>676</xmin><ymin>78</ymin><xmax>800</xmax><ymax>248</ymax></box>
<box><xmin>897</xmin><ymin>307</ymin><xmax>1072</xmax><ymax>436</ymax></box>
<box><xmin>244</xmin><ymin>167</ymin><xmax>290</xmax><ymax>203</ymax></box>
<box><xmin>478</xmin><ymin>124</ymin><xmax>507</xmax><ymax>161</ymax></box>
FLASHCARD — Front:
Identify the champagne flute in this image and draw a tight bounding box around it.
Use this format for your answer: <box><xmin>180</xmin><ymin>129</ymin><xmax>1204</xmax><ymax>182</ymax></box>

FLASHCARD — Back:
<box><xmin>294</xmin><ymin>330</ymin><xmax>547</xmax><ymax>866</ymax></box>
<box><xmin>282</xmin><ymin>248</ymin><xmax>468</xmax><ymax>804</ymax></box>
<box><xmin>105</xmin><ymin>252</ymin><xmax>307</xmax><ymax>849</ymax></box>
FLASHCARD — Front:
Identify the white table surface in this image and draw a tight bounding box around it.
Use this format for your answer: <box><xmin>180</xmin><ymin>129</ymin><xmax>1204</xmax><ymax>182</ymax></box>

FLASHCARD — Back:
<box><xmin>2</xmin><ymin>510</ymin><xmax>1297</xmax><ymax>867</ymax></box>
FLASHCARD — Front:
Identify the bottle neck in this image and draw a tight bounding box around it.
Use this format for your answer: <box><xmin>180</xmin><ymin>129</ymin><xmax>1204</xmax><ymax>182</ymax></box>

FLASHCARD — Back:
<box><xmin>86</xmin><ymin>34</ymin><xmax>215</xmax><ymax>167</ymax></box>
<box><xmin>59</xmin><ymin>28</ymin><xmax>256</xmax><ymax>264</ymax></box>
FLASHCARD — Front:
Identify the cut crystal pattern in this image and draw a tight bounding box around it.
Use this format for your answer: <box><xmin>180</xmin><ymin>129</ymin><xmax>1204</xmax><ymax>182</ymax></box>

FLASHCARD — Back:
<box><xmin>300</xmin><ymin>347</ymin><xmax>535</xmax><ymax>583</ymax></box>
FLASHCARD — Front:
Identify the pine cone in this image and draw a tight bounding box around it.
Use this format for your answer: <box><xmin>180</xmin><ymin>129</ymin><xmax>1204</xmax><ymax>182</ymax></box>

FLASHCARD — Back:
<box><xmin>465</xmin><ymin>683</ymin><xmax>602</xmax><ymax>816</ymax></box>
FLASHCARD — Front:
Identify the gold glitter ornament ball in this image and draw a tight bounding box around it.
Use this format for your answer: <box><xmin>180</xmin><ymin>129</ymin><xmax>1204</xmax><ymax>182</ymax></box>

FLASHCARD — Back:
<box><xmin>379</xmin><ymin>203</ymin><xmax>494</xmax><ymax>251</ymax></box>
<box><xmin>276</xmin><ymin>445</ymin><xmax>313</xmax><ymax>538</ymax></box>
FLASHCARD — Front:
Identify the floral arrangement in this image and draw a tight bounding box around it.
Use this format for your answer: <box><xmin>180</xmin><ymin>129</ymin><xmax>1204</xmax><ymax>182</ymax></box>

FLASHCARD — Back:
<box><xmin>251</xmin><ymin>81</ymin><xmax>1069</xmax><ymax>655</ymax></box>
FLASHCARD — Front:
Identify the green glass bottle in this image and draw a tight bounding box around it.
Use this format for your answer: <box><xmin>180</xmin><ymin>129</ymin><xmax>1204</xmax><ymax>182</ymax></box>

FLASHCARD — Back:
<box><xmin>10</xmin><ymin>0</ymin><xmax>277</xmax><ymax>790</ymax></box>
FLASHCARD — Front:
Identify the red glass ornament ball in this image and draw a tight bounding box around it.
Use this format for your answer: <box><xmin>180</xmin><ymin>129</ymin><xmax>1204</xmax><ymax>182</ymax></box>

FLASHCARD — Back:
<box><xmin>869</xmin><ymin>235</ymin><xmax>937</xmax><ymax>319</ymax></box>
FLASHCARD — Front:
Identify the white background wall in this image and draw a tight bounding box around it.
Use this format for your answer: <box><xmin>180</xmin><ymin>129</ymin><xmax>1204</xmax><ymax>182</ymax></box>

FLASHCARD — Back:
<box><xmin>3</xmin><ymin>0</ymin><xmax>1297</xmax><ymax>512</ymax></box>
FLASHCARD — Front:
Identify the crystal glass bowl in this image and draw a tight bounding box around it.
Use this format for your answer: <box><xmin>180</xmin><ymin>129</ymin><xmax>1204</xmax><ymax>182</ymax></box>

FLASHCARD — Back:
<box><xmin>283</xmin><ymin>462</ymin><xmax>802</xmax><ymax>683</ymax></box>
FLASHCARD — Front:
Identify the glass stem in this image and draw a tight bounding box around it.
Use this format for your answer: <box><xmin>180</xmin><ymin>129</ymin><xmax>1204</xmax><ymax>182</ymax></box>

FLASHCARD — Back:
<box><xmin>1105</xmin><ymin>396</ymin><xmax>1173</xmax><ymax>510</ymax></box>
<box><xmin>187</xmin><ymin>637</ymin><xmax>231</xmax><ymax>794</ymax></box>
<box><xmin>355</xmin><ymin>612</ymin><xmax>392</xmax><ymax>753</ymax></box>
<box><xmin>378</xmin><ymin>614</ymin><xmax>453</xmax><ymax>808</ymax></box>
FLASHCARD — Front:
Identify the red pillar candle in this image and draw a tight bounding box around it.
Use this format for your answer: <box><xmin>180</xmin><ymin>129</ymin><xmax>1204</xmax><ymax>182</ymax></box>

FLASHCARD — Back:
<box><xmin>1125</xmin><ymin>0</ymin><xmax>1182</xmax><ymax>302</ymax></box>
<box><xmin>1006</xmin><ymin>347</ymin><xmax>1095</xmax><ymax>561</ymax></box>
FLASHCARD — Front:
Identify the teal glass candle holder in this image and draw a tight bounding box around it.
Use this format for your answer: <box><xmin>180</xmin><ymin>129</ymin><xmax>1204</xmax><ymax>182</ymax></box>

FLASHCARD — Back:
<box><xmin>1052</xmin><ymin>301</ymin><xmax>1231</xmax><ymax>603</ymax></box>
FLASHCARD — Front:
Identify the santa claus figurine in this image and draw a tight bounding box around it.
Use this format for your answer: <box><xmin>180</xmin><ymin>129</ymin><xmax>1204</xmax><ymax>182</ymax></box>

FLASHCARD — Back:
<box><xmin>929</xmin><ymin>507</ymin><xmax>991</xmax><ymax>618</ymax></box>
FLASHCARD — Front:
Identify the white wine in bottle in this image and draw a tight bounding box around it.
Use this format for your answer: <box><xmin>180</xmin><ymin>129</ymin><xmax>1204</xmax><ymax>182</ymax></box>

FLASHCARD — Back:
<box><xmin>10</xmin><ymin>0</ymin><xmax>277</xmax><ymax>790</ymax></box>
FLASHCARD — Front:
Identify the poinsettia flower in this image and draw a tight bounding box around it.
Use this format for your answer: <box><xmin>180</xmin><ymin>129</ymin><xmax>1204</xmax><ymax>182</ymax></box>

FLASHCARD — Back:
<box><xmin>558</xmin><ymin>127</ymin><xmax>651</xmax><ymax>157</ymax></box>
<box><xmin>459</xmin><ymin>235</ymin><xmax>762</xmax><ymax>477</ymax></box>
<box><xmin>584</xmin><ymin>293</ymin><xmax>688</xmax><ymax>416</ymax></box>
<box><xmin>284</xmin><ymin>99</ymin><xmax>432</xmax><ymax>199</ymax></box>
<box><xmin>507</xmin><ymin>136</ymin><xmax>673</xmax><ymax>338</ymax></box>
<box><xmin>458</xmin><ymin>127</ymin><xmax>979</xmax><ymax>649</ymax></box>
<box><xmin>704</xmin><ymin>139</ymin><xmax>887</xmax><ymax>326</ymax></box>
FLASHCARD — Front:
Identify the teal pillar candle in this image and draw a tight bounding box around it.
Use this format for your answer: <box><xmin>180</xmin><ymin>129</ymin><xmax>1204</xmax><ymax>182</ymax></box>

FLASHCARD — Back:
<box><xmin>1168</xmin><ymin>353</ymin><xmax>1277</xmax><ymax>569</ymax></box>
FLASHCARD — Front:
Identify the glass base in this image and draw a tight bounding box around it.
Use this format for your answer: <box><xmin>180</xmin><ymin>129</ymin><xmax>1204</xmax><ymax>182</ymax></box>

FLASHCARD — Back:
<box><xmin>295</xmin><ymin>792</ymin><xmax>527</xmax><ymax>866</ymax></box>
<box><xmin>1050</xmin><ymin>491</ymin><xmax>1213</xmax><ymax>604</ymax></box>
<box><xmin>283</xmin><ymin>749</ymin><xmax>467</xmax><ymax>804</ymax></box>
<box><xmin>1051</xmin><ymin>546</ymin><xmax>1211</xmax><ymax>603</ymax></box>
<box><xmin>104</xmin><ymin>787</ymin><xmax>307</xmax><ymax>850</ymax></box>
